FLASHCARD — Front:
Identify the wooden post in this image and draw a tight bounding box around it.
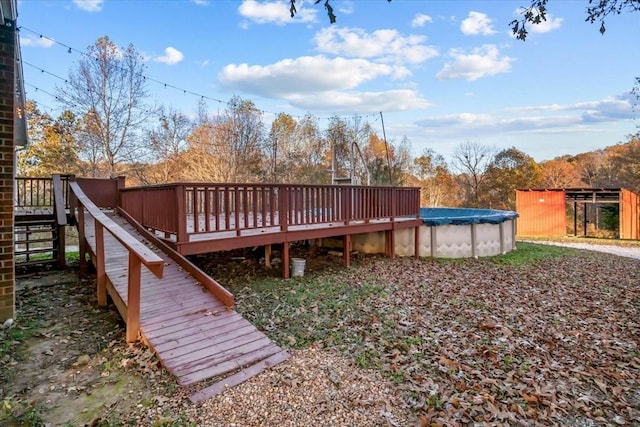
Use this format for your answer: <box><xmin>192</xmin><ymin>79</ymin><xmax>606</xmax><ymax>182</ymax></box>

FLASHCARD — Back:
<box><xmin>235</xmin><ymin>186</ymin><xmax>241</xmax><ymax>236</ymax></box>
<box><xmin>414</xmin><ymin>225</ymin><xmax>420</xmax><ymax>258</ymax></box>
<box><xmin>343</xmin><ymin>234</ymin><xmax>351</xmax><ymax>268</ymax></box>
<box><xmin>95</xmin><ymin>221</ymin><xmax>107</xmax><ymax>306</ymax></box>
<box><xmin>57</xmin><ymin>224</ymin><xmax>66</xmax><ymax>267</ymax></box>
<box><xmin>52</xmin><ymin>175</ymin><xmax>67</xmax><ymax>268</ymax></box>
<box><xmin>283</xmin><ymin>242</ymin><xmax>290</xmax><ymax>279</ymax></box>
<box><xmin>126</xmin><ymin>254</ymin><xmax>142</xmax><ymax>343</ymax></box>
<box><xmin>116</xmin><ymin>176</ymin><xmax>126</xmax><ymax>208</ymax></box>
<box><xmin>175</xmin><ymin>185</ymin><xmax>187</xmax><ymax>247</ymax></box>
<box><xmin>77</xmin><ymin>202</ymin><xmax>87</xmax><ymax>275</ymax></box>
<box><xmin>279</xmin><ymin>185</ymin><xmax>289</xmax><ymax>232</ymax></box>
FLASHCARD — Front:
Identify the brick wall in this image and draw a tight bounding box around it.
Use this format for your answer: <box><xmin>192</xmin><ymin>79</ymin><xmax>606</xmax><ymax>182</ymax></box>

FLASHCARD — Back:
<box><xmin>0</xmin><ymin>21</ymin><xmax>14</xmax><ymax>322</ymax></box>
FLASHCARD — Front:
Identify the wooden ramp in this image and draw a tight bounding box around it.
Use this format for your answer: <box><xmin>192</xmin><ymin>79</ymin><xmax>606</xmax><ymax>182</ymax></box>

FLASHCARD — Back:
<box><xmin>82</xmin><ymin>211</ymin><xmax>290</xmax><ymax>403</ymax></box>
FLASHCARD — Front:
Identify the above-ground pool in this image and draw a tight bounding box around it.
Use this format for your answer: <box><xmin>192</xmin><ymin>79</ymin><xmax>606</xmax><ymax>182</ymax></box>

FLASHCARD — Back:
<box><xmin>394</xmin><ymin>207</ymin><xmax>519</xmax><ymax>258</ymax></box>
<box><xmin>325</xmin><ymin>207</ymin><xmax>518</xmax><ymax>259</ymax></box>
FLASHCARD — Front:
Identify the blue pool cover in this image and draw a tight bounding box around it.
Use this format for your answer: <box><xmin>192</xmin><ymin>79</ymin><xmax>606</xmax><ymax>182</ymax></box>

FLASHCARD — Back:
<box><xmin>420</xmin><ymin>207</ymin><xmax>518</xmax><ymax>226</ymax></box>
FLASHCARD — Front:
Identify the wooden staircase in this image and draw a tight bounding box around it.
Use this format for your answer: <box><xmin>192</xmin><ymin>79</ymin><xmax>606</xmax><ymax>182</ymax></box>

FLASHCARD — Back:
<box><xmin>14</xmin><ymin>176</ymin><xmax>68</xmax><ymax>272</ymax></box>
<box><xmin>14</xmin><ymin>213</ymin><xmax>60</xmax><ymax>269</ymax></box>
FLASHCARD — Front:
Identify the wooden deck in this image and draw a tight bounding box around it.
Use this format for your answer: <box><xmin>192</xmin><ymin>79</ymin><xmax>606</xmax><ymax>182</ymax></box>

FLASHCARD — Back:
<box><xmin>82</xmin><ymin>210</ymin><xmax>290</xmax><ymax>403</ymax></box>
<box><xmin>16</xmin><ymin>176</ymin><xmax>421</xmax><ymax>402</ymax></box>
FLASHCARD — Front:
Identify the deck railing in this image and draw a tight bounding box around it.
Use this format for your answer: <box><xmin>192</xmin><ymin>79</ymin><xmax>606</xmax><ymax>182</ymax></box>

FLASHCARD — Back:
<box><xmin>69</xmin><ymin>180</ymin><xmax>164</xmax><ymax>342</ymax></box>
<box><xmin>15</xmin><ymin>175</ymin><xmax>72</xmax><ymax>211</ymax></box>
<box><xmin>121</xmin><ymin>183</ymin><xmax>420</xmax><ymax>243</ymax></box>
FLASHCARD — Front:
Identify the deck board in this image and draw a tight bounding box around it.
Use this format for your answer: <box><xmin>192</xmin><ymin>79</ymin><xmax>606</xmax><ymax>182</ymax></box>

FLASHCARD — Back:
<box><xmin>82</xmin><ymin>212</ymin><xmax>289</xmax><ymax>398</ymax></box>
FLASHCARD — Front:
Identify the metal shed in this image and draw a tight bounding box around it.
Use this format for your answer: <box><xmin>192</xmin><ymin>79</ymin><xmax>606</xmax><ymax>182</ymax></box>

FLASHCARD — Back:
<box><xmin>515</xmin><ymin>188</ymin><xmax>640</xmax><ymax>239</ymax></box>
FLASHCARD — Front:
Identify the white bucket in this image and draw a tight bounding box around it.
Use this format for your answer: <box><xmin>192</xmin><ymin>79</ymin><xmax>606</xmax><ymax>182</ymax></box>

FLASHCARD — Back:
<box><xmin>291</xmin><ymin>258</ymin><xmax>306</xmax><ymax>277</ymax></box>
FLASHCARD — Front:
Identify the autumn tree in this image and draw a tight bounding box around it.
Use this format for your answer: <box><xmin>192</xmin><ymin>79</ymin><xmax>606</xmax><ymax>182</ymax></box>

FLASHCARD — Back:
<box><xmin>326</xmin><ymin>116</ymin><xmax>355</xmax><ymax>183</ymax></box>
<box><xmin>413</xmin><ymin>149</ymin><xmax>459</xmax><ymax>207</ymax></box>
<box><xmin>184</xmin><ymin>97</ymin><xmax>265</xmax><ymax>183</ymax></box>
<box><xmin>483</xmin><ymin>147</ymin><xmax>542</xmax><ymax>210</ymax></box>
<box><xmin>452</xmin><ymin>142</ymin><xmax>494</xmax><ymax>208</ymax></box>
<box><xmin>57</xmin><ymin>36</ymin><xmax>150</xmax><ymax>177</ymax></box>
<box><xmin>569</xmin><ymin>151</ymin><xmax>609</xmax><ymax>187</ymax></box>
<box><xmin>19</xmin><ymin>100</ymin><xmax>81</xmax><ymax>177</ymax></box>
<box><xmin>605</xmin><ymin>135</ymin><xmax>640</xmax><ymax>192</ymax></box>
<box><xmin>266</xmin><ymin>113</ymin><xmax>297</xmax><ymax>183</ymax></box>
<box><xmin>292</xmin><ymin>114</ymin><xmax>330</xmax><ymax>184</ymax></box>
<box><xmin>539</xmin><ymin>157</ymin><xmax>581</xmax><ymax>188</ymax></box>
<box><xmin>364</xmin><ymin>135</ymin><xmax>412</xmax><ymax>186</ymax></box>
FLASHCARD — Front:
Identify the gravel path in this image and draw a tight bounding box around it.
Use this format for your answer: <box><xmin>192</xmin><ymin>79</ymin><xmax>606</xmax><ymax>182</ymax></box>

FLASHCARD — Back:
<box><xmin>198</xmin><ymin>345</ymin><xmax>411</xmax><ymax>426</ymax></box>
<box><xmin>522</xmin><ymin>240</ymin><xmax>640</xmax><ymax>260</ymax></box>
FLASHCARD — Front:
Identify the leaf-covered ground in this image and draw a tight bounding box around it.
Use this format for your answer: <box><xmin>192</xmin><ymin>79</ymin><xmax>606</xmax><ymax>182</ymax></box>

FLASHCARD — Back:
<box><xmin>200</xmin><ymin>243</ymin><xmax>640</xmax><ymax>426</ymax></box>
<box><xmin>2</xmin><ymin>243</ymin><xmax>638</xmax><ymax>425</ymax></box>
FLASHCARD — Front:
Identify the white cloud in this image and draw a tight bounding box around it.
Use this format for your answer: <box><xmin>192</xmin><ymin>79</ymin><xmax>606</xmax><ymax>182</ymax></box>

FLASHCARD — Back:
<box><xmin>285</xmin><ymin>89</ymin><xmax>431</xmax><ymax>113</ymax></box>
<box><xmin>411</xmin><ymin>13</ymin><xmax>433</xmax><ymax>28</ymax></box>
<box><xmin>153</xmin><ymin>47</ymin><xmax>184</xmax><ymax>65</ymax></box>
<box><xmin>529</xmin><ymin>13</ymin><xmax>564</xmax><ymax>34</ymax></box>
<box><xmin>314</xmin><ymin>27</ymin><xmax>438</xmax><ymax>64</ymax></box>
<box><xmin>218</xmin><ymin>55</ymin><xmax>410</xmax><ymax>97</ymax></box>
<box><xmin>436</xmin><ymin>44</ymin><xmax>513</xmax><ymax>81</ymax></box>
<box><xmin>20</xmin><ymin>35</ymin><xmax>54</xmax><ymax>48</ymax></box>
<box><xmin>505</xmin><ymin>94</ymin><xmax>634</xmax><ymax>121</ymax></box>
<box><xmin>238</xmin><ymin>0</ymin><xmax>317</xmax><ymax>25</ymax></box>
<box><xmin>72</xmin><ymin>0</ymin><xmax>103</xmax><ymax>12</ymax></box>
<box><xmin>337</xmin><ymin>1</ymin><xmax>354</xmax><ymax>15</ymax></box>
<box><xmin>461</xmin><ymin>11</ymin><xmax>497</xmax><ymax>35</ymax></box>
<box><xmin>415</xmin><ymin>94</ymin><xmax>634</xmax><ymax>135</ymax></box>
<box><xmin>190</xmin><ymin>0</ymin><xmax>209</xmax><ymax>5</ymax></box>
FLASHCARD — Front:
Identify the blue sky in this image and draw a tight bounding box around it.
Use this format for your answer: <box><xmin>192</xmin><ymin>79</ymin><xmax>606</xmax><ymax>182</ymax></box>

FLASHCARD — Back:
<box><xmin>19</xmin><ymin>0</ymin><xmax>640</xmax><ymax>163</ymax></box>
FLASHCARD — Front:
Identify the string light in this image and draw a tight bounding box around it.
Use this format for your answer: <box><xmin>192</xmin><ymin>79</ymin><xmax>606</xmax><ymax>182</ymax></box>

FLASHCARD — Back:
<box><xmin>19</xmin><ymin>25</ymin><xmax>382</xmax><ymax>122</ymax></box>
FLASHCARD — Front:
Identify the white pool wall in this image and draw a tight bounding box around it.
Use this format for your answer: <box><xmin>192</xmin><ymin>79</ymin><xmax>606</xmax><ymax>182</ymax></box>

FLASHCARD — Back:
<box><xmin>394</xmin><ymin>219</ymin><xmax>516</xmax><ymax>258</ymax></box>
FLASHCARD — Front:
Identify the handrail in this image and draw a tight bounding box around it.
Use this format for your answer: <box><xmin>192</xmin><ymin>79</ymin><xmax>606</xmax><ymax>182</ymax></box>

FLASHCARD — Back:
<box><xmin>52</xmin><ymin>175</ymin><xmax>67</xmax><ymax>226</ymax></box>
<box><xmin>118</xmin><ymin>207</ymin><xmax>234</xmax><ymax>308</ymax></box>
<box><xmin>70</xmin><ymin>181</ymin><xmax>164</xmax><ymax>342</ymax></box>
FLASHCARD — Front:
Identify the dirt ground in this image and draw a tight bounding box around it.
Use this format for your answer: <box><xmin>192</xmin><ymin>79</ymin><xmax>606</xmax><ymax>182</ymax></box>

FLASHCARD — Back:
<box><xmin>0</xmin><ymin>245</ymin><xmax>358</xmax><ymax>426</ymax></box>
<box><xmin>0</xmin><ymin>266</ymin><xmax>197</xmax><ymax>426</ymax></box>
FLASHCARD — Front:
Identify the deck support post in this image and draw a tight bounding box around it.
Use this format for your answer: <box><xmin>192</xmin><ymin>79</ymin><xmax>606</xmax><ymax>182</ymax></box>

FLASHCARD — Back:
<box><xmin>77</xmin><ymin>203</ymin><xmax>87</xmax><ymax>275</ymax></box>
<box><xmin>343</xmin><ymin>234</ymin><xmax>351</xmax><ymax>268</ymax></box>
<box><xmin>414</xmin><ymin>225</ymin><xmax>420</xmax><ymax>258</ymax></box>
<box><xmin>389</xmin><ymin>226</ymin><xmax>396</xmax><ymax>259</ymax></box>
<box><xmin>282</xmin><ymin>242</ymin><xmax>290</xmax><ymax>279</ymax></box>
<box><xmin>126</xmin><ymin>254</ymin><xmax>142</xmax><ymax>343</ymax></box>
<box><xmin>265</xmin><ymin>244</ymin><xmax>272</xmax><ymax>269</ymax></box>
<box><xmin>95</xmin><ymin>221</ymin><xmax>107</xmax><ymax>306</ymax></box>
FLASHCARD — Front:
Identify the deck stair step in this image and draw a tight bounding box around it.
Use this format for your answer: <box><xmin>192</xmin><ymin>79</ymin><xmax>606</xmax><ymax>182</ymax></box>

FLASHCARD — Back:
<box><xmin>14</xmin><ymin>213</ymin><xmax>60</xmax><ymax>269</ymax></box>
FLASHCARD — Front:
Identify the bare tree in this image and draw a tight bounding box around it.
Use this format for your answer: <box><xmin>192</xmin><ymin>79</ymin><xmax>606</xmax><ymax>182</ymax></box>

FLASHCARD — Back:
<box><xmin>57</xmin><ymin>36</ymin><xmax>150</xmax><ymax>177</ymax></box>
<box><xmin>144</xmin><ymin>107</ymin><xmax>192</xmax><ymax>184</ymax></box>
<box><xmin>452</xmin><ymin>141</ymin><xmax>494</xmax><ymax>208</ymax></box>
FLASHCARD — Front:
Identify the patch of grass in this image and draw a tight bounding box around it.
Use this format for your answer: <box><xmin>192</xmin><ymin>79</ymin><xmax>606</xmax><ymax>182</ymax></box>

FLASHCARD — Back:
<box><xmin>0</xmin><ymin>311</ymin><xmax>45</xmax><ymax>384</ymax></box>
<box><xmin>488</xmin><ymin>241</ymin><xmax>572</xmax><ymax>266</ymax></box>
<box><xmin>1</xmin><ymin>399</ymin><xmax>44</xmax><ymax>426</ymax></box>
<box><xmin>234</xmin><ymin>273</ymin><xmax>386</xmax><ymax>350</ymax></box>
<box><xmin>519</xmin><ymin>236</ymin><xmax>640</xmax><ymax>247</ymax></box>
<box><xmin>65</xmin><ymin>250</ymin><xmax>80</xmax><ymax>263</ymax></box>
